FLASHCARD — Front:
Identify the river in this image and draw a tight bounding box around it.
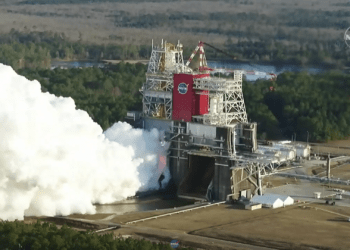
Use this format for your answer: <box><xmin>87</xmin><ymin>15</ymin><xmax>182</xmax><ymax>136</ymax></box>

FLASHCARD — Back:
<box><xmin>51</xmin><ymin>60</ymin><xmax>330</xmax><ymax>81</ymax></box>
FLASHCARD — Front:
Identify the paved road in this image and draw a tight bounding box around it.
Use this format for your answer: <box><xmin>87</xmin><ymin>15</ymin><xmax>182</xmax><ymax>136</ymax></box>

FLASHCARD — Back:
<box><xmin>265</xmin><ymin>183</ymin><xmax>350</xmax><ymax>207</ymax></box>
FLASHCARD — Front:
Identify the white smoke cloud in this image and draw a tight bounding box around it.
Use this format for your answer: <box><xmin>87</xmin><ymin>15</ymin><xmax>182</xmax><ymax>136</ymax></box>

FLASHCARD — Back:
<box><xmin>104</xmin><ymin>124</ymin><xmax>171</xmax><ymax>191</ymax></box>
<box><xmin>0</xmin><ymin>64</ymin><xmax>169</xmax><ymax>221</ymax></box>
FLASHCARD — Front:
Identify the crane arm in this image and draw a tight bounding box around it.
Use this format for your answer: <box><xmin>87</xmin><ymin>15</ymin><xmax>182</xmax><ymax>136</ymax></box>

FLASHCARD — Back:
<box><xmin>202</xmin><ymin>42</ymin><xmax>237</xmax><ymax>60</ymax></box>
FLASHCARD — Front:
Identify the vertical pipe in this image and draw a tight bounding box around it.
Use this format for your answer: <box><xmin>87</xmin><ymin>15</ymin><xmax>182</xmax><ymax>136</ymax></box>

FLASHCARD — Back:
<box><xmin>257</xmin><ymin>166</ymin><xmax>262</xmax><ymax>196</ymax></box>
<box><xmin>233</xmin><ymin>130</ymin><xmax>236</xmax><ymax>156</ymax></box>
<box><xmin>327</xmin><ymin>153</ymin><xmax>331</xmax><ymax>179</ymax></box>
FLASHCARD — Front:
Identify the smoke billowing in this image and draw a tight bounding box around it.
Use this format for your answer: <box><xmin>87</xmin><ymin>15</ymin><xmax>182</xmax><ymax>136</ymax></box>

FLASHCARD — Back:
<box><xmin>0</xmin><ymin>64</ymin><xmax>169</xmax><ymax>221</ymax></box>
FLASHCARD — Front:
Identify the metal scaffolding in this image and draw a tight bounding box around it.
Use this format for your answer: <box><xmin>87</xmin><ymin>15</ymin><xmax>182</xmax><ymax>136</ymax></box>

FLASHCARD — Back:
<box><xmin>141</xmin><ymin>40</ymin><xmax>186</xmax><ymax>119</ymax></box>
<box><xmin>192</xmin><ymin>71</ymin><xmax>248</xmax><ymax>126</ymax></box>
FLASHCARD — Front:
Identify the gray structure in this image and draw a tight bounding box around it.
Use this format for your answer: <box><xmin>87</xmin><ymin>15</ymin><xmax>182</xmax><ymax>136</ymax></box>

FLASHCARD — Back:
<box><xmin>125</xmin><ymin>40</ymin><xmax>310</xmax><ymax>201</ymax></box>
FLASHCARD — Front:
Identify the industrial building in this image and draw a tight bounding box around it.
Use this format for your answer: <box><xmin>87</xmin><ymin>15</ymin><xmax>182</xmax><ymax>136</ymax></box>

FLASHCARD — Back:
<box><xmin>126</xmin><ymin>40</ymin><xmax>310</xmax><ymax>202</ymax></box>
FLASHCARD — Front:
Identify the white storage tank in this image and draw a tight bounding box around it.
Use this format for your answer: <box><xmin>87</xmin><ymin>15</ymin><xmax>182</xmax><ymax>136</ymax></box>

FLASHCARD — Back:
<box><xmin>279</xmin><ymin>149</ymin><xmax>296</xmax><ymax>160</ymax></box>
<box><xmin>210</xmin><ymin>97</ymin><xmax>217</xmax><ymax>114</ymax></box>
<box><xmin>336</xmin><ymin>194</ymin><xmax>343</xmax><ymax>200</ymax></box>
<box><xmin>296</xmin><ymin>145</ymin><xmax>310</xmax><ymax>158</ymax></box>
<box><xmin>217</xmin><ymin>94</ymin><xmax>223</xmax><ymax>113</ymax></box>
<box><xmin>314</xmin><ymin>192</ymin><xmax>321</xmax><ymax>199</ymax></box>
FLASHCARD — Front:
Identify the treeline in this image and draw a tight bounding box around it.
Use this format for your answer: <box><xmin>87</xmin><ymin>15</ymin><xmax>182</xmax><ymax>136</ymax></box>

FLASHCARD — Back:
<box><xmin>17</xmin><ymin>63</ymin><xmax>350</xmax><ymax>142</ymax></box>
<box><xmin>0</xmin><ymin>42</ymin><xmax>51</xmax><ymax>71</ymax></box>
<box><xmin>0</xmin><ymin>30</ymin><xmax>152</xmax><ymax>70</ymax></box>
<box><xmin>109</xmin><ymin>10</ymin><xmax>349</xmax><ymax>67</ymax></box>
<box><xmin>0</xmin><ymin>220</ymin><xmax>192</xmax><ymax>249</ymax></box>
<box><xmin>243</xmin><ymin>71</ymin><xmax>350</xmax><ymax>142</ymax></box>
<box><xmin>17</xmin><ymin>63</ymin><xmax>147</xmax><ymax>130</ymax></box>
<box><xmin>224</xmin><ymin>39</ymin><xmax>345</xmax><ymax>67</ymax></box>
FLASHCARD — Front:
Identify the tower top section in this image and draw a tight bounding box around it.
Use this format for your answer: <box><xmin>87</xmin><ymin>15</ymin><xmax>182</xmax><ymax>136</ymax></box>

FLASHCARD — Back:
<box><xmin>141</xmin><ymin>39</ymin><xmax>248</xmax><ymax>126</ymax></box>
<box><xmin>148</xmin><ymin>39</ymin><xmax>189</xmax><ymax>74</ymax></box>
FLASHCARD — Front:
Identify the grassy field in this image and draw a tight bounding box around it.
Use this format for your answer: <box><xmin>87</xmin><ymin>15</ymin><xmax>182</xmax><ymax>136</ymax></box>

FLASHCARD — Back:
<box><xmin>104</xmin><ymin>201</ymin><xmax>350</xmax><ymax>249</ymax></box>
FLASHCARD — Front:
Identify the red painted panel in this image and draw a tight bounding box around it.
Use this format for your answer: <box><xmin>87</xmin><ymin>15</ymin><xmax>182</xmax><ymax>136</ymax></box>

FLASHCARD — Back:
<box><xmin>195</xmin><ymin>90</ymin><xmax>209</xmax><ymax>115</ymax></box>
<box><xmin>172</xmin><ymin>73</ymin><xmax>209</xmax><ymax>122</ymax></box>
<box><xmin>192</xmin><ymin>74</ymin><xmax>209</xmax><ymax>116</ymax></box>
<box><xmin>173</xmin><ymin>74</ymin><xmax>194</xmax><ymax>122</ymax></box>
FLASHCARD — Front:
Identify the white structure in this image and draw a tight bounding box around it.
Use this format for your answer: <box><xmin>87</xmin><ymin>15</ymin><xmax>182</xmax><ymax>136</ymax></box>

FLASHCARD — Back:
<box><xmin>192</xmin><ymin>71</ymin><xmax>248</xmax><ymax>125</ymax></box>
<box><xmin>245</xmin><ymin>203</ymin><xmax>262</xmax><ymax>210</ymax></box>
<box><xmin>295</xmin><ymin>144</ymin><xmax>311</xmax><ymax>158</ymax></box>
<box><xmin>251</xmin><ymin>194</ymin><xmax>294</xmax><ymax>208</ymax></box>
<box><xmin>251</xmin><ymin>195</ymin><xmax>284</xmax><ymax>208</ymax></box>
<box><xmin>280</xmin><ymin>195</ymin><xmax>294</xmax><ymax>206</ymax></box>
<box><xmin>314</xmin><ymin>192</ymin><xmax>321</xmax><ymax>199</ymax></box>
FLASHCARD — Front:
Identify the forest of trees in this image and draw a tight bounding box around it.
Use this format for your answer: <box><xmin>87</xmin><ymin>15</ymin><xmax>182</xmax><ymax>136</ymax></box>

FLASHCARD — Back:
<box><xmin>0</xmin><ymin>30</ymin><xmax>153</xmax><ymax>70</ymax></box>
<box><xmin>1</xmin><ymin>28</ymin><xmax>348</xmax><ymax>70</ymax></box>
<box><xmin>1</xmin><ymin>29</ymin><xmax>349</xmax><ymax>142</ymax></box>
<box><xmin>17</xmin><ymin>63</ymin><xmax>146</xmax><ymax>131</ymax></box>
<box><xmin>243</xmin><ymin>71</ymin><xmax>350</xmax><ymax>142</ymax></box>
<box><xmin>0</xmin><ymin>220</ymin><xmax>192</xmax><ymax>249</ymax></box>
<box><xmin>14</xmin><ymin>64</ymin><xmax>350</xmax><ymax>143</ymax></box>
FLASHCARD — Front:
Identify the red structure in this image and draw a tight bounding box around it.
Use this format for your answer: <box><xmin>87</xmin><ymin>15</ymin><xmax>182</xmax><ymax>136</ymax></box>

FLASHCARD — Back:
<box><xmin>172</xmin><ymin>73</ymin><xmax>209</xmax><ymax>122</ymax></box>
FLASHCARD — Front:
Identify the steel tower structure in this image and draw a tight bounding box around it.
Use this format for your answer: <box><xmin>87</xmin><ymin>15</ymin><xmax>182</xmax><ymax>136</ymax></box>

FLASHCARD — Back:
<box><xmin>131</xmin><ymin>40</ymin><xmax>310</xmax><ymax>201</ymax></box>
<box><xmin>141</xmin><ymin>40</ymin><xmax>186</xmax><ymax>119</ymax></box>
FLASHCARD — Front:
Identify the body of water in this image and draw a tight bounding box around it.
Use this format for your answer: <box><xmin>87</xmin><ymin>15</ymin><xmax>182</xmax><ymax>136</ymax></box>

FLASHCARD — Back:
<box><xmin>51</xmin><ymin>60</ymin><xmax>105</xmax><ymax>69</ymax></box>
<box><xmin>208</xmin><ymin>60</ymin><xmax>327</xmax><ymax>75</ymax></box>
<box><xmin>94</xmin><ymin>197</ymin><xmax>195</xmax><ymax>215</ymax></box>
<box><xmin>51</xmin><ymin>60</ymin><xmax>329</xmax><ymax>80</ymax></box>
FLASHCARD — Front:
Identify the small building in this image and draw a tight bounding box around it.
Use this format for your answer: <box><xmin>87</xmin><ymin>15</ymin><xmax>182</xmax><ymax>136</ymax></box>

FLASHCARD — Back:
<box><xmin>251</xmin><ymin>194</ymin><xmax>294</xmax><ymax>208</ymax></box>
<box><xmin>295</xmin><ymin>145</ymin><xmax>311</xmax><ymax>158</ymax></box>
<box><xmin>245</xmin><ymin>203</ymin><xmax>262</xmax><ymax>210</ymax></box>
<box><xmin>314</xmin><ymin>192</ymin><xmax>321</xmax><ymax>199</ymax></box>
<box><xmin>280</xmin><ymin>195</ymin><xmax>294</xmax><ymax>206</ymax></box>
<box><xmin>251</xmin><ymin>195</ymin><xmax>284</xmax><ymax>208</ymax></box>
<box><xmin>336</xmin><ymin>194</ymin><xmax>343</xmax><ymax>200</ymax></box>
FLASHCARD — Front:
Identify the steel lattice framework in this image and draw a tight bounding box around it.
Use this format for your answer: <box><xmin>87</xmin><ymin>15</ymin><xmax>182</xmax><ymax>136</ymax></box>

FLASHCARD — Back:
<box><xmin>192</xmin><ymin>71</ymin><xmax>248</xmax><ymax>126</ymax></box>
<box><xmin>230</xmin><ymin>156</ymin><xmax>283</xmax><ymax>198</ymax></box>
<box><xmin>141</xmin><ymin>40</ymin><xmax>186</xmax><ymax>119</ymax></box>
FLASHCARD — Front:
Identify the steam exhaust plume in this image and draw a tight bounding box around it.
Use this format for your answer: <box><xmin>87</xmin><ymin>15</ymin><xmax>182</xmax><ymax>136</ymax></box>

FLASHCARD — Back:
<box><xmin>0</xmin><ymin>64</ymin><xmax>169</xmax><ymax>221</ymax></box>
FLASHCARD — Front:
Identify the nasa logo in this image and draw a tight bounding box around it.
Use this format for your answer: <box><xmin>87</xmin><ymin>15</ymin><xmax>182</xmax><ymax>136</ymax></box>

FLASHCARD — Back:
<box><xmin>178</xmin><ymin>83</ymin><xmax>188</xmax><ymax>94</ymax></box>
<box><xmin>170</xmin><ymin>239</ymin><xmax>179</xmax><ymax>248</ymax></box>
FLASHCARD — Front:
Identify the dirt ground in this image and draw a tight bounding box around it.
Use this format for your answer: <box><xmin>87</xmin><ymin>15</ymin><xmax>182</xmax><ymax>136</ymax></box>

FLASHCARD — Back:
<box><xmin>309</xmin><ymin>138</ymin><xmax>350</xmax><ymax>156</ymax></box>
<box><xmin>189</xmin><ymin>204</ymin><xmax>350</xmax><ymax>250</ymax></box>
<box><xmin>316</xmin><ymin>164</ymin><xmax>350</xmax><ymax>180</ymax></box>
<box><xmin>0</xmin><ymin>0</ymin><xmax>344</xmax><ymax>47</ymax></box>
<box><xmin>105</xmin><ymin>202</ymin><xmax>350</xmax><ymax>250</ymax></box>
<box><xmin>324</xmin><ymin>138</ymin><xmax>350</xmax><ymax>147</ymax></box>
<box><xmin>66</xmin><ymin>213</ymin><xmax>114</xmax><ymax>221</ymax></box>
<box><xmin>17</xmin><ymin>191</ymin><xmax>350</xmax><ymax>249</ymax></box>
<box><xmin>263</xmin><ymin>176</ymin><xmax>301</xmax><ymax>188</ymax></box>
